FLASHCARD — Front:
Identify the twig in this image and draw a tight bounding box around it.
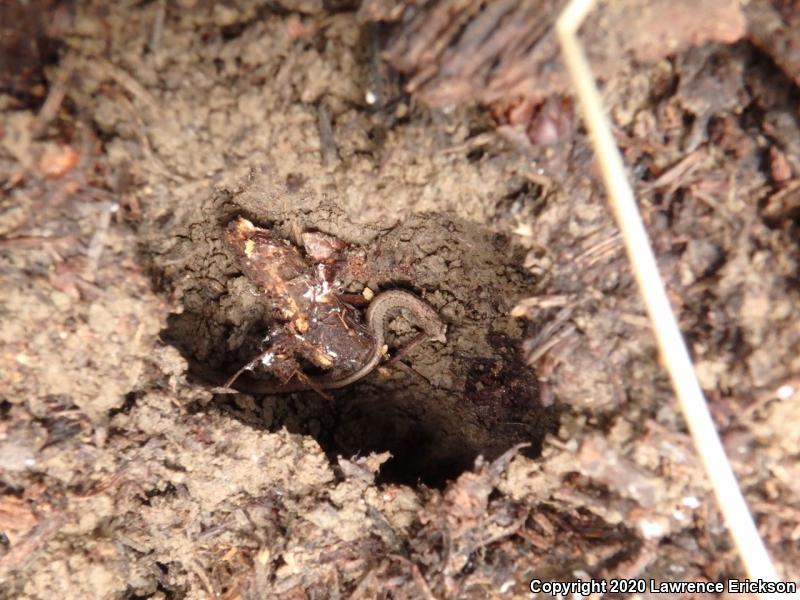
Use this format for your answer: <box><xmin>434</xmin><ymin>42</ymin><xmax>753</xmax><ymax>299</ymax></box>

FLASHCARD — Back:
<box><xmin>391</xmin><ymin>555</ymin><xmax>438</xmax><ymax>600</ymax></box>
<box><xmin>317</xmin><ymin>101</ymin><xmax>339</xmax><ymax>165</ymax></box>
<box><xmin>0</xmin><ymin>514</ymin><xmax>65</xmax><ymax>581</ymax></box>
<box><xmin>33</xmin><ymin>52</ymin><xmax>77</xmax><ymax>136</ymax></box>
<box><xmin>90</xmin><ymin>58</ymin><xmax>163</xmax><ymax>118</ymax></box>
<box><xmin>84</xmin><ymin>202</ymin><xmax>118</xmax><ymax>281</ymax></box>
<box><xmin>148</xmin><ymin>0</ymin><xmax>167</xmax><ymax>56</ymax></box>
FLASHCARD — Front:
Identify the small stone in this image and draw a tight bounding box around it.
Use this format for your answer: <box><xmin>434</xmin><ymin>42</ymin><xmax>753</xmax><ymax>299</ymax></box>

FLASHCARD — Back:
<box><xmin>685</xmin><ymin>239</ymin><xmax>723</xmax><ymax>279</ymax></box>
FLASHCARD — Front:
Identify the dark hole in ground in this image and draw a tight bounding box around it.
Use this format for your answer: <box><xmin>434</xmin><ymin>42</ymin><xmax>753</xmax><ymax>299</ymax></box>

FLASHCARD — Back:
<box><xmin>178</xmin><ymin>347</ymin><xmax>557</xmax><ymax>487</ymax></box>
<box><xmin>150</xmin><ymin>195</ymin><xmax>560</xmax><ymax>486</ymax></box>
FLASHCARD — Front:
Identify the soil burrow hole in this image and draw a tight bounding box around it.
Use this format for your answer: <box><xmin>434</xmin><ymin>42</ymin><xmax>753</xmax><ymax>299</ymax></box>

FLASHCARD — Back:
<box><xmin>150</xmin><ymin>181</ymin><xmax>559</xmax><ymax>486</ymax></box>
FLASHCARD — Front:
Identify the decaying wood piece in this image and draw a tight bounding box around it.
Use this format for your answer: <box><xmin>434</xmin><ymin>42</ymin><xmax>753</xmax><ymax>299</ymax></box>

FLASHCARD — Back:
<box><xmin>370</xmin><ymin>0</ymin><xmax>567</xmax><ymax>106</ymax></box>
<box><xmin>360</xmin><ymin>0</ymin><xmax>747</xmax><ymax>109</ymax></box>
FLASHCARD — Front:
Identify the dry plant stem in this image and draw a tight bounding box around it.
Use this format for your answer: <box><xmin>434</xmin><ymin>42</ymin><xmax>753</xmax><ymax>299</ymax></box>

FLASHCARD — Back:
<box><xmin>556</xmin><ymin>0</ymin><xmax>783</xmax><ymax>592</ymax></box>
<box><xmin>33</xmin><ymin>52</ymin><xmax>77</xmax><ymax>135</ymax></box>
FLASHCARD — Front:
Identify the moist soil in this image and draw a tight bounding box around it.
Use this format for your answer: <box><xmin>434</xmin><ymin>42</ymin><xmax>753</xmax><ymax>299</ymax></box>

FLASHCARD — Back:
<box><xmin>1</xmin><ymin>1</ymin><xmax>799</xmax><ymax>598</ymax></box>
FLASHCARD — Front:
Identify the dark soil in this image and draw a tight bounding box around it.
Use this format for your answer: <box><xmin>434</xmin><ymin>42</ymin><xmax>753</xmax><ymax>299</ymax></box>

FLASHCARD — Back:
<box><xmin>1</xmin><ymin>1</ymin><xmax>799</xmax><ymax>598</ymax></box>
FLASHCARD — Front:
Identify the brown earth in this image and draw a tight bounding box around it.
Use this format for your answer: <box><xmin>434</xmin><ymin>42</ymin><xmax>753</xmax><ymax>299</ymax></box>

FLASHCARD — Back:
<box><xmin>1</xmin><ymin>1</ymin><xmax>799</xmax><ymax>598</ymax></box>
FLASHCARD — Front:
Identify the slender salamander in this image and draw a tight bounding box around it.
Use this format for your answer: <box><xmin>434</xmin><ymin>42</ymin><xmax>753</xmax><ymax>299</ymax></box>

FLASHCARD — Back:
<box><xmin>224</xmin><ymin>290</ymin><xmax>447</xmax><ymax>394</ymax></box>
